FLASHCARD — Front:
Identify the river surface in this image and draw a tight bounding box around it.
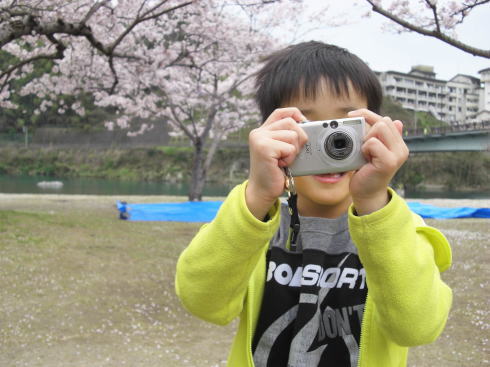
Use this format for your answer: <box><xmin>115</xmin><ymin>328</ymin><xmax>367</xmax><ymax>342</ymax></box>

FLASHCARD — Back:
<box><xmin>0</xmin><ymin>174</ymin><xmax>489</xmax><ymax>199</ymax></box>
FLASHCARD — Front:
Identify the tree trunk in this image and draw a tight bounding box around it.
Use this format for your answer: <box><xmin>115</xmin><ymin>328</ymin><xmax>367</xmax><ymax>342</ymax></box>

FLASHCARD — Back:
<box><xmin>188</xmin><ymin>138</ymin><xmax>207</xmax><ymax>201</ymax></box>
<box><xmin>188</xmin><ymin>131</ymin><xmax>225</xmax><ymax>201</ymax></box>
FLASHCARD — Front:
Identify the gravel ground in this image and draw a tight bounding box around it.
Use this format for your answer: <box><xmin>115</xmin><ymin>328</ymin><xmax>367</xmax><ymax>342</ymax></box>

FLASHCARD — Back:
<box><xmin>0</xmin><ymin>193</ymin><xmax>488</xmax><ymax>367</ymax></box>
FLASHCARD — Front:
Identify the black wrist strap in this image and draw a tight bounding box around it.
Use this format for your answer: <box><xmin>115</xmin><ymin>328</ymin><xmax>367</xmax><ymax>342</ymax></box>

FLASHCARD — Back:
<box><xmin>284</xmin><ymin>168</ymin><xmax>300</xmax><ymax>251</ymax></box>
<box><xmin>287</xmin><ymin>192</ymin><xmax>300</xmax><ymax>251</ymax></box>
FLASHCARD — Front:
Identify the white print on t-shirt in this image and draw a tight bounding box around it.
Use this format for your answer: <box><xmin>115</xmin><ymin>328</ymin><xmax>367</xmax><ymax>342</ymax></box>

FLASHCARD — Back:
<box><xmin>255</xmin><ymin>253</ymin><xmax>363</xmax><ymax>367</ymax></box>
<box><xmin>266</xmin><ymin>261</ymin><xmax>366</xmax><ymax>290</ymax></box>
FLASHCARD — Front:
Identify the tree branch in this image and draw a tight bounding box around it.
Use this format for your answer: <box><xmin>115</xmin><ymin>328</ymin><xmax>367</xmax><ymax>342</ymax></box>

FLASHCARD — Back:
<box><xmin>424</xmin><ymin>0</ymin><xmax>440</xmax><ymax>33</ymax></box>
<box><xmin>169</xmin><ymin>104</ymin><xmax>195</xmax><ymax>141</ymax></box>
<box><xmin>108</xmin><ymin>1</ymin><xmax>193</xmax><ymax>54</ymax></box>
<box><xmin>450</xmin><ymin>0</ymin><xmax>490</xmax><ymax>26</ymax></box>
<box><xmin>0</xmin><ymin>1</ymin><xmax>194</xmax><ymax>93</ymax></box>
<box><xmin>80</xmin><ymin>0</ymin><xmax>111</xmax><ymax>25</ymax></box>
<box><xmin>365</xmin><ymin>0</ymin><xmax>490</xmax><ymax>58</ymax></box>
<box><xmin>0</xmin><ymin>33</ymin><xmax>65</xmax><ymax>93</ymax></box>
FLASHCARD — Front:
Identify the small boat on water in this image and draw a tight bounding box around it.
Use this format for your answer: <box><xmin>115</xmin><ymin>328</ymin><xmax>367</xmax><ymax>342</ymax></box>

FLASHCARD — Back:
<box><xmin>37</xmin><ymin>181</ymin><xmax>64</xmax><ymax>189</ymax></box>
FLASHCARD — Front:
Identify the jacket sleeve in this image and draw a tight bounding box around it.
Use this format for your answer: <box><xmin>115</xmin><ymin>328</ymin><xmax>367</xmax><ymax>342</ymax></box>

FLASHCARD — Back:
<box><xmin>175</xmin><ymin>181</ymin><xmax>281</xmax><ymax>325</ymax></box>
<box><xmin>348</xmin><ymin>188</ymin><xmax>453</xmax><ymax>347</ymax></box>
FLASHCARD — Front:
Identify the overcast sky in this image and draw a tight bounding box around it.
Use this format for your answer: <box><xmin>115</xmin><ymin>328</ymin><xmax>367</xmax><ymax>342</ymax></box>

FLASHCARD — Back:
<box><xmin>288</xmin><ymin>1</ymin><xmax>490</xmax><ymax>81</ymax></box>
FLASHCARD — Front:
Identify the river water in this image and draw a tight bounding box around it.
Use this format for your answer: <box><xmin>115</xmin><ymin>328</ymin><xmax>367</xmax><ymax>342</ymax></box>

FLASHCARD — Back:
<box><xmin>0</xmin><ymin>175</ymin><xmax>231</xmax><ymax>197</ymax></box>
<box><xmin>0</xmin><ymin>174</ymin><xmax>489</xmax><ymax>199</ymax></box>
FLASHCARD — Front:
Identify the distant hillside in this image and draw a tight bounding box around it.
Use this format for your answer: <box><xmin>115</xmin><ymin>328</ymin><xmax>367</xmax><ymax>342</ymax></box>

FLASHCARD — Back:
<box><xmin>380</xmin><ymin>96</ymin><xmax>447</xmax><ymax>130</ymax></box>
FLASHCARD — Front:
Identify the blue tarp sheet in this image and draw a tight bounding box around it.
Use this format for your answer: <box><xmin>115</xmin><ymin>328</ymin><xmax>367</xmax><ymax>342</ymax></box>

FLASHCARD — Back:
<box><xmin>117</xmin><ymin>200</ymin><xmax>489</xmax><ymax>222</ymax></box>
<box><xmin>117</xmin><ymin>201</ymin><xmax>222</xmax><ymax>222</ymax></box>
<box><xmin>407</xmin><ymin>202</ymin><xmax>490</xmax><ymax>219</ymax></box>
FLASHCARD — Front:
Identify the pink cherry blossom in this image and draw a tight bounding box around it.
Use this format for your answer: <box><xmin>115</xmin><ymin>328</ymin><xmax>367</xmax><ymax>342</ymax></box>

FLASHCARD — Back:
<box><xmin>1</xmin><ymin>0</ymin><xmax>301</xmax><ymax>200</ymax></box>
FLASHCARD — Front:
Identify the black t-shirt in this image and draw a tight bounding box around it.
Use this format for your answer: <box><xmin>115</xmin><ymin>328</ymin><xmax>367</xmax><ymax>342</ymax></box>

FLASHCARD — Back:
<box><xmin>252</xmin><ymin>205</ymin><xmax>367</xmax><ymax>367</ymax></box>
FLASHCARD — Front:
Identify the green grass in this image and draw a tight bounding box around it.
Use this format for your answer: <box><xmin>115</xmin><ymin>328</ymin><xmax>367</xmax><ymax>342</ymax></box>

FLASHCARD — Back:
<box><xmin>0</xmin><ymin>195</ymin><xmax>488</xmax><ymax>366</ymax></box>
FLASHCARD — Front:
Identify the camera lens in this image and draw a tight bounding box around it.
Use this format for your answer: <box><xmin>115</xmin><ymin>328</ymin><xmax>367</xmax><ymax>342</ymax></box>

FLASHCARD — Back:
<box><xmin>330</xmin><ymin>120</ymin><xmax>339</xmax><ymax>129</ymax></box>
<box><xmin>324</xmin><ymin>131</ymin><xmax>353</xmax><ymax>160</ymax></box>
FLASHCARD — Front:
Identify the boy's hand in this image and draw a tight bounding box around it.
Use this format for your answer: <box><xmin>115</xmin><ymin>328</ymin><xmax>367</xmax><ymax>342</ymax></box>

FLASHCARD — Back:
<box><xmin>347</xmin><ymin>109</ymin><xmax>409</xmax><ymax>216</ymax></box>
<box><xmin>246</xmin><ymin>108</ymin><xmax>308</xmax><ymax>220</ymax></box>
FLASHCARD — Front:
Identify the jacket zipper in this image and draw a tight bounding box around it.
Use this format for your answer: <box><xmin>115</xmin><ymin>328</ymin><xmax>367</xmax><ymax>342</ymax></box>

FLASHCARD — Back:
<box><xmin>357</xmin><ymin>291</ymin><xmax>371</xmax><ymax>367</ymax></box>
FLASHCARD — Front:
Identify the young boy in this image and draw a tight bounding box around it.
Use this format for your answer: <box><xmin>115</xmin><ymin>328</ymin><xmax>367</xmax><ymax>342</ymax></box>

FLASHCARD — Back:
<box><xmin>175</xmin><ymin>41</ymin><xmax>452</xmax><ymax>367</ymax></box>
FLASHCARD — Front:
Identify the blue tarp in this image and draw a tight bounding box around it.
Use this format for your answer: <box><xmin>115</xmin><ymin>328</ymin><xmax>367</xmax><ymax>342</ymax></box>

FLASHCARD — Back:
<box><xmin>117</xmin><ymin>201</ymin><xmax>222</xmax><ymax>222</ymax></box>
<box><xmin>117</xmin><ymin>200</ymin><xmax>489</xmax><ymax>222</ymax></box>
<box><xmin>407</xmin><ymin>202</ymin><xmax>490</xmax><ymax>219</ymax></box>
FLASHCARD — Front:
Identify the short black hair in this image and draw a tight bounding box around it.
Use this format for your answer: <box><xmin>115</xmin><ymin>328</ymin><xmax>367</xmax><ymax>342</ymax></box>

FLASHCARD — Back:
<box><xmin>255</xmin><ymin>41</ymin><xmax>383</xmax><ymax>121</ymax></box>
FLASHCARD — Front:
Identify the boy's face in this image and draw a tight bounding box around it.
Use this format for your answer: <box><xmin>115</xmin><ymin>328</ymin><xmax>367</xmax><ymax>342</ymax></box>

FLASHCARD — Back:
<box><xmin>284</xmin><ymin>80</ymin><xmax>367</xmax><ymax>218</ymax></box>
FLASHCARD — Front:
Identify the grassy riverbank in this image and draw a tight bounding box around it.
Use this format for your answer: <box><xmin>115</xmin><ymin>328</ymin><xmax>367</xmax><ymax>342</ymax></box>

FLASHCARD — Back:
<box><xmin>0</xmin><ymin>146</ymin><xmax>249</xmax><ymax>184</ymax></box>
<box><xmin>0</xmin><ymin>146</ymin><xmax>489</xmax><ymax>193</ymax></box>
<box><xmin>0</xmin><ymin>194</ymin><xmax>489</xmax><ymax>366</ymax></box>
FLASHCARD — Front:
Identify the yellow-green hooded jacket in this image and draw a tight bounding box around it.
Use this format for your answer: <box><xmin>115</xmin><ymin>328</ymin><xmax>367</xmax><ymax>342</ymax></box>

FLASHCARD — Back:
<box><xmin>175</xmin><ymin>182</ymin><xmax>452</xmax><ymax>367</ymax></box>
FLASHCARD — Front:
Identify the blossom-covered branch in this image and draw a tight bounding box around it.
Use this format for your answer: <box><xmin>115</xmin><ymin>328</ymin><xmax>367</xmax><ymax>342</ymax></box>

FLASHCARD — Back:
<box><xmin>0</xmin><ymin>0</ymin><xmax>194</xmax><ymax>93</ymax></box>
<box><xmin>364</xmin><ymin>0</ymin><xmax>490</xmax><ymax>58</ymax></box>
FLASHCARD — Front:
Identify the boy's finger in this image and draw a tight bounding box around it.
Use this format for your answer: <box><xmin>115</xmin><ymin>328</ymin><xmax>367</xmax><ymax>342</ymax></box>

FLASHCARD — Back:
<box><xmin>263</xmin><ymin>107</ymin><xmax>307</xmax><ymax>126</ymax></box>
<box><xmin>267</xmin><ymin>130</ymin><xmax>303</xmax><ymax>154</ymax></box>
<box><xmin>362</xmin><ymin>137</ymin><xmax>397</xmax><ymax>171</ymax></box>
<box><xmin>394</xmin><ymin>120</ymin><xmax>403</xmax><ymax>135</ymax></box>
<box><xmin>269</xmin><ymin>139</ymin><xmax>298</xmax><ymax>166</ymax></box>
<box><xmin>350</xmin><ymin>109</ymin><xmax>404</xmax><ymax>137</ymax></box>
<box><xmin>266</xmin><ymin>117</ymin><xmax>308</xmax><ymax>144</ymax></box>
<box><xmin>347</xmin><ymin>108</ymin><xmax>383</xmax><ymax>126</ymax></box>
<box><xmin>364</xmin><ymin>118</ymin><xmax>399</xmax><ymax>151</ymax></box>
<box><xmin>365</xmin><ymin>120</ymin><xmax>408</xmax><ymax>163</ymax></box>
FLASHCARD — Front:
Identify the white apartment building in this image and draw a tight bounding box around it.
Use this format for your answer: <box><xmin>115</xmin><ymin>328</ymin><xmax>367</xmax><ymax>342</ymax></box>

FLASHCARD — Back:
<box><xmin>478</xmin><ymin>67</ymin><xmax>490</xmax><ymax>121</ymax></box>
<box><xmin>377</xmin><ymin>65</ymin><xmax>489</xmax><ymax>124</ymax></box>
<box><xmin>446</xmin><ymin>74</ymin><xmax>480</xmax><ymax>122</ymax></box>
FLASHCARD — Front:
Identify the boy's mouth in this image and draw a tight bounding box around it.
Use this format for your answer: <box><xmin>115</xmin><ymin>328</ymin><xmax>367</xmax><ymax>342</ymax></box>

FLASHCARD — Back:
<box><xmin>313</xmin><ymin>172</ymin><xmax>346</xmax><ymax>184</ymax></box>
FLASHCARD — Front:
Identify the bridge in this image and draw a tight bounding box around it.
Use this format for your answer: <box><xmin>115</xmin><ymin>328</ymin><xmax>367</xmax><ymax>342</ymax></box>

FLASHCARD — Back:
<box><xmin>220</xmin><ymin>121</ymin><xmax>489</xmax><ymax>153</ymax></box>
<box><xmin>403</xmin><ymin>121</ymin><xmax>490</xmax><ymax>153</ymax></box>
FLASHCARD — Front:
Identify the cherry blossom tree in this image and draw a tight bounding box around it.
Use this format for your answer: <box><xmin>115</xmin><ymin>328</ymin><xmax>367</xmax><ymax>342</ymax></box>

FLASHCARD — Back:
<box><xmin>98</xmin><ymin>1</ymin><xmax>280</xmax><ymax>200</ymax></box>
<box><xmin>1</xmin><ymin>0</ymin><xmax>303</xmax><ymax>200</ymax></box>
<box><xmin>363</xmin><ymin>0</ymin><xmax>490</xmax><ymax>58</ymax></box>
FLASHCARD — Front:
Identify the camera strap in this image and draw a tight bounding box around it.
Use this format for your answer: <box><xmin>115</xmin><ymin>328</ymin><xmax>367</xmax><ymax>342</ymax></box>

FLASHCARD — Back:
<box><xmin>284</xmin><ymin>167</ymin><xmax>300</xmax><ymax>251</ymax></box>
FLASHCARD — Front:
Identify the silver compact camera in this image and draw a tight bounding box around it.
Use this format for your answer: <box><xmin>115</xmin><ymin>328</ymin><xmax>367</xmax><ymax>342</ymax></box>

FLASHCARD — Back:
<box><xmin>288</xmin><ymin>117</ymin><xmax>367</xmax><ymax>176</ymax></box>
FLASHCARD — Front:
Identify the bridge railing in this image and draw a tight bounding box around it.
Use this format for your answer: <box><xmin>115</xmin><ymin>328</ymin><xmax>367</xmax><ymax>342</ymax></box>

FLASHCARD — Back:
<box><xmin>405</xmin><ymin>120</ymin><xmax>490</xmax><ymax>137</ymax></box>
